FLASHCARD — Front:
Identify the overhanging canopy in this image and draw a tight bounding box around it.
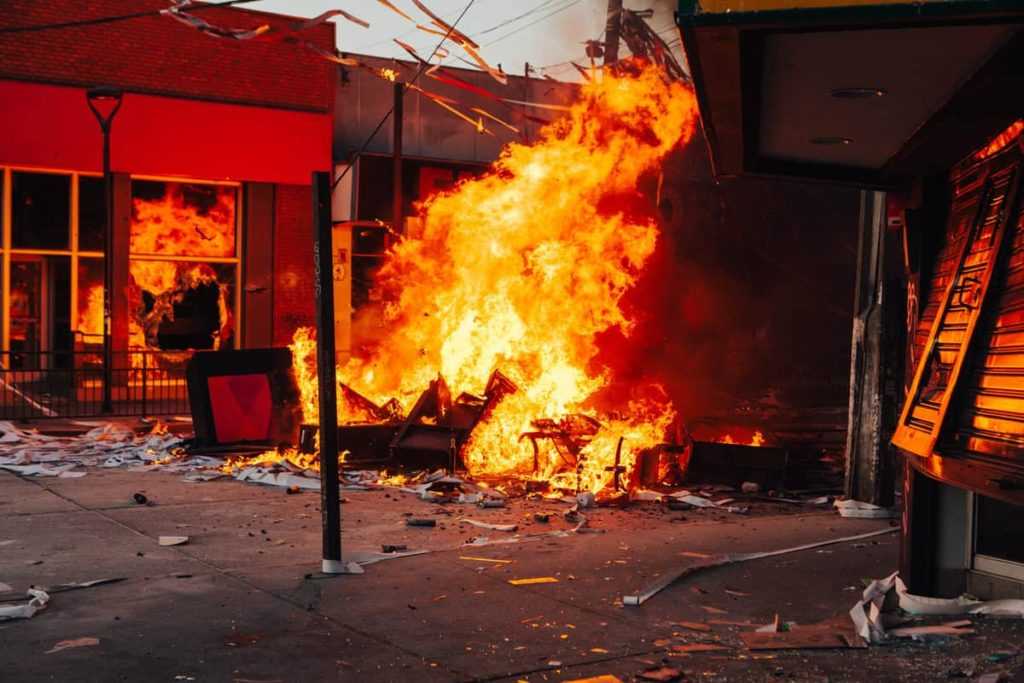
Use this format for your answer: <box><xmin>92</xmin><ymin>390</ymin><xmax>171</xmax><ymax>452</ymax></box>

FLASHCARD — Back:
<box><xmin>676</xmin><ymin>0</ymin><xmax>1024</xmax><ymax>185</ymax></box>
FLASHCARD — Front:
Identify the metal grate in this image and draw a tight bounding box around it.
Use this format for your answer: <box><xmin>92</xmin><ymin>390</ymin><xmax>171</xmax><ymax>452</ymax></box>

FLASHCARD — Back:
<box><xmin>0</xmin><ymin>350</ymin><xmax>193</xmax><ymax>419</ymax></box>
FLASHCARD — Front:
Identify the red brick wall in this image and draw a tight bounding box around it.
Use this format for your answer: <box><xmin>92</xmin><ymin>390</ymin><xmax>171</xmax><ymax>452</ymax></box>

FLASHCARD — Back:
<box><xmin>273</xmin><ymin>184</ymin><xmax>315</xmax><ymax>345</ymax></box>
<box><xmin>0</xmin><ymin>0</ymin><xmax>334</xmax><ymax>112</ymax></box>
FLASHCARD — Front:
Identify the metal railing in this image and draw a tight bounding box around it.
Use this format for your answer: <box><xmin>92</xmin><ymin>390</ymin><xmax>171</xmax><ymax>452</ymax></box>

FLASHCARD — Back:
<box><xmin>0</xmin><ymin>349</ymin><xmax>193</xmax><ymax>419</ymax></box>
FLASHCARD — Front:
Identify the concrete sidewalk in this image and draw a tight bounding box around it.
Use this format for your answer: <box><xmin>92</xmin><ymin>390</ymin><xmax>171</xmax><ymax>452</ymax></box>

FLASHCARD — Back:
<box><xmin>1</xmin><ymin>468</ymin><xmax>1022</xmax><ymax>682</ymax></box>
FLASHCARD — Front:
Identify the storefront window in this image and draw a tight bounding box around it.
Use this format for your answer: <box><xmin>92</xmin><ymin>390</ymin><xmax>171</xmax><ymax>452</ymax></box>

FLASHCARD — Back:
<box><xmin>130</xmin><ymin>180</ymin><xmax>236</xmax><ymax>257</ymax></box>
<box><xmin>8</xmin><ymin>256</ymin><xmax>71</xmax><ymax>368</ymax></box>
<box><xmin>76</xmin><ymin>257</ymin><xmax>105</xmax><ymax>348</ymax></box>
<box><xmin>0</xmin><ymin>171</ymin><xmax>239</xmax><ymax>362</ymax></box>
<box><xmin>12</xmin><ymin>172</ymin><xmax>70</xmax><ymax>250</ymax></box>
<box><xmin>128</xmin><ymin>180</ymin><xmax>239</xmax><ymax>353</ymax></box>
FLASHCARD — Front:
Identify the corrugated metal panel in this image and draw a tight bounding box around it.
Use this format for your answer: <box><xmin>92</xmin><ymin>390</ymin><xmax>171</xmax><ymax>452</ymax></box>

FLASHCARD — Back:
<box><xmin>894</xmin><ymin>157</ymin><xmax>1019</xmax><ymax>456</ymax></box>
<box><xmin>944</xmin><ymin>152</ymin><xmax>1024</xmax><ymax>464</ymax></box>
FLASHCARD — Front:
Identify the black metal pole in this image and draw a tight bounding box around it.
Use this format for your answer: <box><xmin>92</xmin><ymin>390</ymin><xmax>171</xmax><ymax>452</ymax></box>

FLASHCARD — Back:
<box><xmin>392</xmin><ymin>81</ymin><xmax>404</xmax><ymax>235</ymax></box>
<box><xmin>101</xmin><ymin>123</ymin><xmax>114</xmax><ymax>413</ymax></box>
<box><xmin>313</xmin><ymin>171</ymin><xmax>343</xmax><ymax>572</ymax></box>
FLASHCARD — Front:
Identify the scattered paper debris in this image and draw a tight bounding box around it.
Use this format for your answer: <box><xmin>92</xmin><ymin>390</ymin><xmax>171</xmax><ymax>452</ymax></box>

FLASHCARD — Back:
<box><xmin>234</xmin><ymin>468</ymin><xmax>319</xmax><ymax>491</ymax></box>
<box><xmin>630</xmin><ymin>489</ymin><xmax>663</xmax><ymax>502</ymax></box>
<box><xmin>834</xmin><ymin>499</ymin><xmax>898</xmax><ymax>519</ymax></box>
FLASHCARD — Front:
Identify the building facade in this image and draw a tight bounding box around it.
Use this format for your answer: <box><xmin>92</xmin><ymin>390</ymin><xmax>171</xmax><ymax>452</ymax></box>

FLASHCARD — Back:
<box><xmin>0</xmin><ymin>1</ymin><xmax>334</xmax><ymax>414</ymax></box>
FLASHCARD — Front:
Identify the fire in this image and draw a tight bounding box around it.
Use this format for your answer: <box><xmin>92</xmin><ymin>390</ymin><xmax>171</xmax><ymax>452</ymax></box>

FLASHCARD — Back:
<box><xmin>975</xmin><ymin>119</ymin><xmax>1023</xmax><ymax>161</ymax></box>
<box><xmin>292</xmin><ymin>61</ymin><xmax>698</xmax><ymax>493</ymax></box>
<box><xmin>128</xmin><ymin>261</ymin><xmax>232</xmax><ymax>351</ymax></box>
<box><xmin>131</xmin><ymin>183</ymin><xmax>236</xmax><ymax>258</ymax></box>
<box><xmin>77</xmin><ymin>285</ymin><xmax>104</xmax><ymax>337</ymax></box>
<box><xmin>717</xmin><ymin>430</ymin><xmax>766</xmax><ymax>447</ymax></box>
<box><xmin>123</xmin><ymin>182</ymin><xmax>237</xmax><ymax>354</ymax></box>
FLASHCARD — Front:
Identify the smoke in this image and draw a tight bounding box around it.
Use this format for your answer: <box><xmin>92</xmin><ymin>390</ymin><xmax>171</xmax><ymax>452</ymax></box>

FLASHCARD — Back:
<box><xmin>593</xmin><ymin>141</ymin><xmax>861</xmax><ymax>422</ymax></box>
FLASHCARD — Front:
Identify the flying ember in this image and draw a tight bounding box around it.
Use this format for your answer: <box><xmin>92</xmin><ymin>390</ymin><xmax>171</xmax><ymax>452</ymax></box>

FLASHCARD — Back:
<box><xmin>292</xmin><ymin>61</ymin><xmax>699</xmax><ymax>494</ymax></box>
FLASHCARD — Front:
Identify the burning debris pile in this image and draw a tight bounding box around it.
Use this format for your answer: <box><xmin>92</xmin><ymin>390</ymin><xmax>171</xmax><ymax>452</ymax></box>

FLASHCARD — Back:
<box><xmin>248</xmin><ymin>61</ymin><xmax>700</xmax><ymax>495</ymax></box>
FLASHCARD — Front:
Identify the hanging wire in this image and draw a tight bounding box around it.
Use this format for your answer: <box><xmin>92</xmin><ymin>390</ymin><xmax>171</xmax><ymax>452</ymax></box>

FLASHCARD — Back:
<box><xmin>332</xmin><ymin>0</ymin><xmax>479</xmax><ymax>191</ymax></box>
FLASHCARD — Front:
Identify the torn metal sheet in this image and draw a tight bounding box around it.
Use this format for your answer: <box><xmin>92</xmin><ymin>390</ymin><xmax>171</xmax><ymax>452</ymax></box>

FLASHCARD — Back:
<box><xmin>624</xmin><ymin>527</ymin><xmax>897</xmax><ymax>606</ymax></box>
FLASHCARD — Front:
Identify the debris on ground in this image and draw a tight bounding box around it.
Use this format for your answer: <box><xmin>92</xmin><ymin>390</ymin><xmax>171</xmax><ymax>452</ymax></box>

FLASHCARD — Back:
<box><xmin>851</xmin><ymin>571</ymin><xmax>1024</xmax><ymax>644</ymax></box>
<box><xmin>459</xmin><ymin>556</ymin><xmax>511</xmax><ymax>565</ymax></box>
<box><xmin>834</xmin><ymin>498</ymin><xmax>898</xmax><ymax>519</ymax></box>
<box><xmin>624</xmin><ymin>527</ymin><xmax>897</xmax><ymax>605</ymax></box>
<box><xmin>45</xmin><ymin>637</ymin><xmax>100</xmax><ymax>654</ymax></box>
<box><xmin>406</xmin><ymin>518</ymin><xmax>437</xmax><ymax>528</ymax></box>
<box><xmin>741</xmin><ymin>615</ymin><xmax>865</xmax><ymax>650</ymax></box>
<box><xmin>636</xmin><ymin>666</ymin><xmax>684</xmax><ymax>681</ymax></box>
<box><xmin>0</xmin><ymin>421</ymin><xmax>187</xmax><ymax>479</ymax></box>
<box><xmin>0</xmin><ymin>588</ymin><xmax>50</xmax><ymax>621</ymax></box>
<box><xmin>158</xmin><ymin>536</ymin><xmax>189</xmax><ymax>547</ymax></box>
<box><xmin>458</xmin><ymin>518</ymin><xmax>517</xmax><ymax>532</ymax></box>
<box><xmin>508</xmin><ymin>577</ymin><xmax>559</xmax><ymax>586</ymax></box>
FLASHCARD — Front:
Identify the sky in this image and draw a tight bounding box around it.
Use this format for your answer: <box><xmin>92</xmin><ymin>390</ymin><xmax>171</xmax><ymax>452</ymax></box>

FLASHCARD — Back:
<box><xmin>253</xmin><ymin>0</ymin><xmax>681</xmax><ymax>81</ymax></box>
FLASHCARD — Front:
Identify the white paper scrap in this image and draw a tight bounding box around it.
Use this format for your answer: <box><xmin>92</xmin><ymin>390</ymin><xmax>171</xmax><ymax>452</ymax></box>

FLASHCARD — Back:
<box><xmin>158</xmin><ymin>536</ymin><xmax>189</xmax><ymax>547</ymax></box>
<box><xmin>834</xmin><ymin>499</ymin><xmax>898</xmax><ymax>519</ymax></box>
<box><xmin>0</xmin><ymin>588</ymin><xmax>50</xmax><ymax>621</ymax></box>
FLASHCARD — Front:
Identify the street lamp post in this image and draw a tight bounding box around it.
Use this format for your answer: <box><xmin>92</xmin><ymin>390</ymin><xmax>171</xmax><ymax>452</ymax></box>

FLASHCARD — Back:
<box><xmin>86</xmin><ymin>86</ymin><xmax>123</xmax><ymax>414</ymax></box>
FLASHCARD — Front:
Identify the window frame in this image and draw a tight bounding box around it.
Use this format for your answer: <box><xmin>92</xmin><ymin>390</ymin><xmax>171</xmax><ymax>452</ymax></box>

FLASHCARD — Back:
<box><xmin>0</xmin><ymin>166</ymin><xmax>244</xmax><ymax>364</ymax></box>
<box><xmin>127</xmin><ymin>174</ymin><xmax>243</xmax><ymax>352</ymax></box>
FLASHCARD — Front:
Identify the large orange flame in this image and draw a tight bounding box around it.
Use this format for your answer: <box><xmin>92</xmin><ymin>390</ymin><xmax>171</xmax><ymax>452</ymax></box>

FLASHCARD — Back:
<box><xmin>292</xmin><ymin>62</ymin><xmax>698</xmax><ymax>493</ymax></box>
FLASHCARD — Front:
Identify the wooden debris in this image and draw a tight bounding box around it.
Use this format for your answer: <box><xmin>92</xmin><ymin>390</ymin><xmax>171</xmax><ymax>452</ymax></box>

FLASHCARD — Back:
<box><xmin>508</xmin><ymin>577</ymin><xmax>559</xmax><ymax>586</ymax></box>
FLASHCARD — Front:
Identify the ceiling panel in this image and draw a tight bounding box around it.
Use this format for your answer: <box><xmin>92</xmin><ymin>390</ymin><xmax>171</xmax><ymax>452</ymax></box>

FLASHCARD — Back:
<box><xmin>758</xmin><ymin>24</ymin><xmax>1018</xmax><ymax>169</ymax></box>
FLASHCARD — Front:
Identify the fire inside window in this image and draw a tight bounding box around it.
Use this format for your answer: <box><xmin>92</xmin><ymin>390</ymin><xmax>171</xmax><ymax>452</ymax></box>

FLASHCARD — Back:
<box><xmin>0</xmin><ymin>169</ymin><xmax>239</xmax><ymax>371</ymax></box>
<box><xmin>126</xmin><ymin>180</ymin><xmax>239</xmax><ymax>352</ymax></box>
